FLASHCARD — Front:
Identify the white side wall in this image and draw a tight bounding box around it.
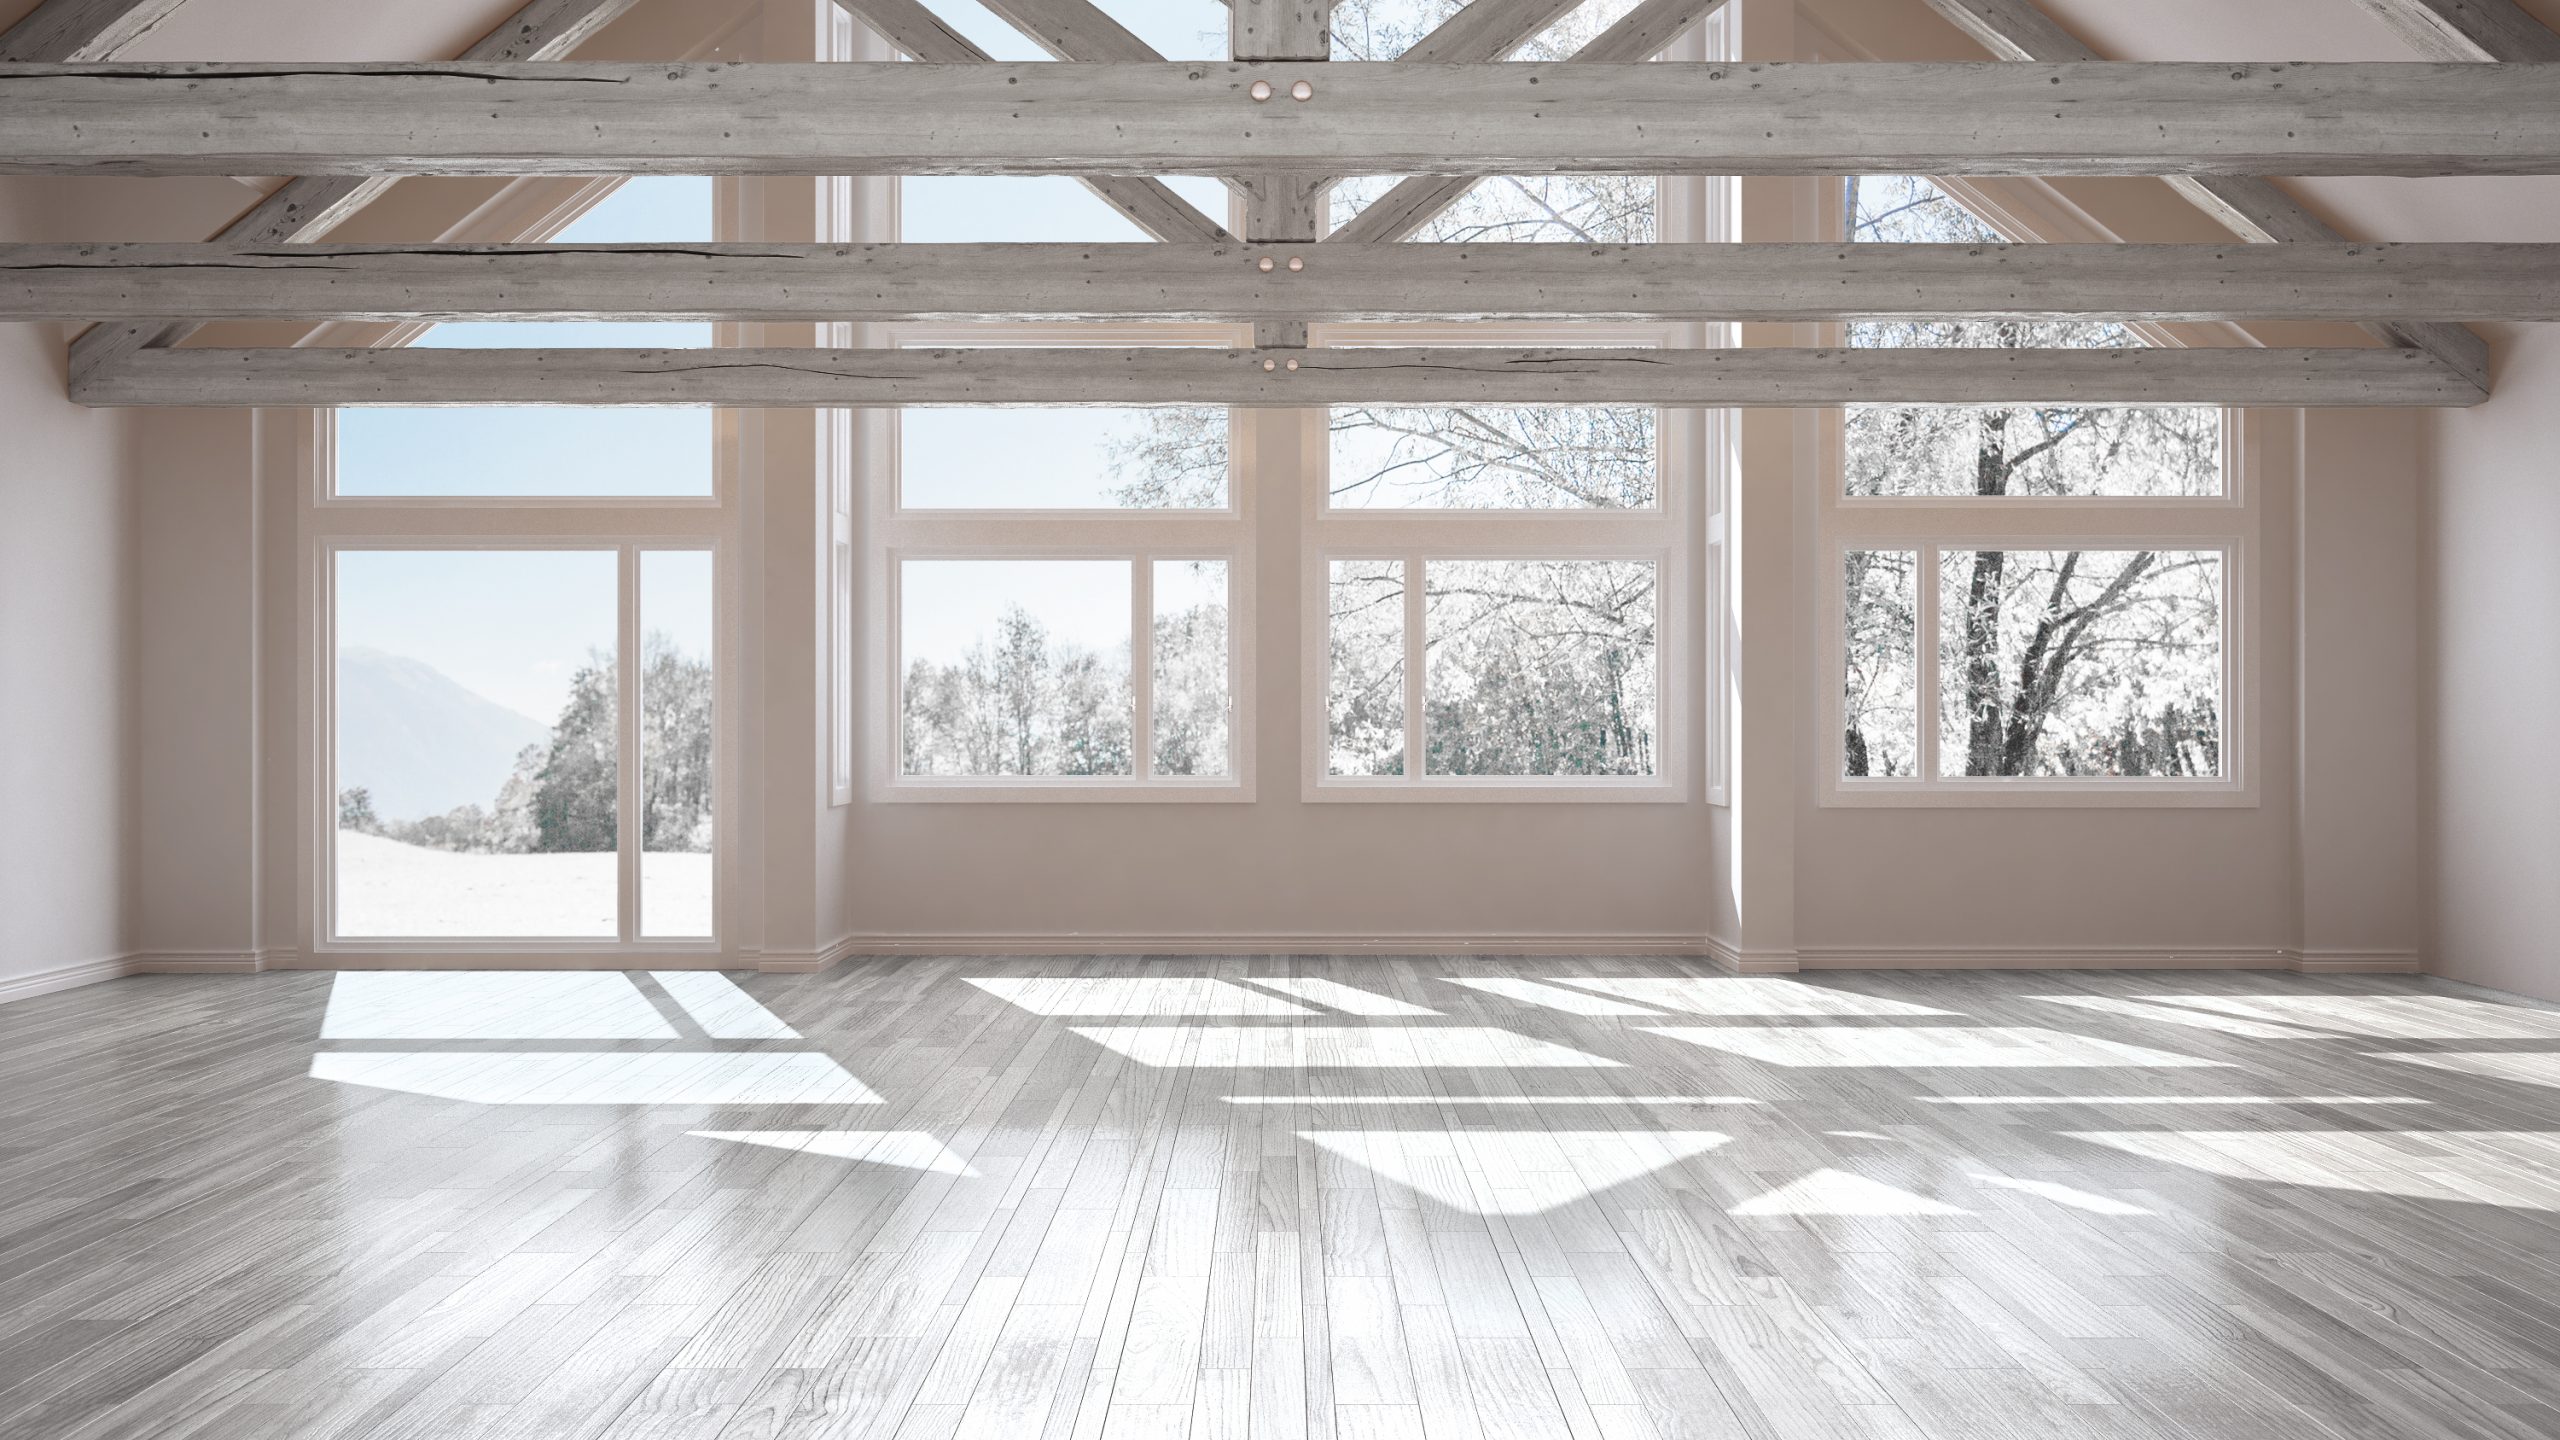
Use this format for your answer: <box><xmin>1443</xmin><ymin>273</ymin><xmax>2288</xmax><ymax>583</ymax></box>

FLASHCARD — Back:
<box><xmin>2426</xmin><ymin>328</ymin><xmax>2560</xmax><ymax>1000</ymax></box>
<box><xmin>0</xmin><ymin>180</ymin><xmax>134</xmax><ymax>999</ymax></box>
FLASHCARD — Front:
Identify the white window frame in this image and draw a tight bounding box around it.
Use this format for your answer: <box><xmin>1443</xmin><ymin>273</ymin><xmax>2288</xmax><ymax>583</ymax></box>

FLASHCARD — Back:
<box><xmin>1299</xmin><ymin>175</ymin><xmax>1713</xmax><ymax>803</ymax></box>
<box><xmin>1814</xmin><ymin>176</ymin><xmax>2257</xmax><ymax>809</ymax></box>
<box><xmin>311</xmin><ymin>528</ymin><xmax>727</xmax><ymax>954</ymax></box>
<box><xmin>869</xmin><ymin>312</ymin><xmax>1258</xmax><ymax>800</ymax></box>
<box><xmin>303</xmin><ymin>177</ymin><xmax>742</xmax><ymax>958</ymax></box>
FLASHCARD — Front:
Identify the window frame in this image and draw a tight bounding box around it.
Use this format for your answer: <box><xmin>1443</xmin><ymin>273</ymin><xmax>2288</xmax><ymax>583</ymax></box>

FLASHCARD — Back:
<box><xmin>870</xmin><ymin>317</ymin><xmax>1258</xmax><ymax>800</ymax></box>
<box><xmin>1299</xmin><ymin>327</ymin><xmax>1698</xmax><ymax>803</ymax></box>
<box><xmin>301</xmin><ymin>175</ymin><xmax>742</xmax><ymax>960</ymax></box>
<box><xmin>314</xmin><ymin>533</ymin><xmax>725</xmax><ymax>953</ymax></box>
<box><xmin>1815</xmin><ymin>175</ymin><xmax>2258</xmax><ymax>809</ymax></box>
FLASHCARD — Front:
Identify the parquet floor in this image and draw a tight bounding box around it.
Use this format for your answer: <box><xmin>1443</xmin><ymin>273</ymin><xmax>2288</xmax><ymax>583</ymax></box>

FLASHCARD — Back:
<box><xmin>7</xmin><ymin>959</ymin><xmax>2560</xmax><ymax>1440</ymax></box>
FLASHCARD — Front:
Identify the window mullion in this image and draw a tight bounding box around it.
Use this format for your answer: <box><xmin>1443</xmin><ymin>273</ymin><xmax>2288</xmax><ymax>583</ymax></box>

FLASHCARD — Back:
<box><xmin>1917</xmin><ymin>546</ymin><xmax>1941</xmax><ymax>786</ymax></box>
<box><xmin>617</xmin><ymin>545</ymin><xmax>642</xmax><ymax>943</ymax></box>
<box><xmin>1403</xmin><ymin>555</ymin><xmax>1426</xmax><ymax>781</ymax></box>
<box><xmin>1132</xmin><ymin>555</ymin><xmax>1155</xmax><ymax>783</ymax></box>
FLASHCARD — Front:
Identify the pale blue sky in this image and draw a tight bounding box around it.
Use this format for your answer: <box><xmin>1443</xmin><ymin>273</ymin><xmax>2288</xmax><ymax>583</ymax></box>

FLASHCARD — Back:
<box><xmin>904</xmin><ymin>560</ymin><xmax>1131</xmax><ymax>669</ymax></box>
<box><xmin>337</xmin><ymin>549</ymin><xmax>712</xmax><ymax>726</ymax></box>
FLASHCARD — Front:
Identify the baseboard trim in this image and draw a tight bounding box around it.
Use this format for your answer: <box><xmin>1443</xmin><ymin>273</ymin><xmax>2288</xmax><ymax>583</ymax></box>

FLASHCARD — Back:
<box><xmin>2293</xmin><ymin>950</ymin><xmax>2424</xmax><ymax>975</ymax></box>
<box><xmin>129</xmin><ymin>951</ymin><xmax>267</xmax><ymax>974</ymax></box>
<box><xmin>273</xmin><ymin>951</ymin><xmax>728</xmax><ymax>971</ymax></box>
<box><xmin>1703</xmin><ymin>936</ymin><xmax>1800</xmax><ymax>975</ymax></box>
<box><xmin>0</xmin><ymin>954</ymin><xmax>133</xmax><ymax>1005</ymax></box>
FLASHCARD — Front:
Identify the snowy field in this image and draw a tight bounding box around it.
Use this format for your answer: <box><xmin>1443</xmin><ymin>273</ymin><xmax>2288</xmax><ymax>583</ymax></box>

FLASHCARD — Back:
<box><xmin>335</xmin><ymin>830</ymin><xmax>711</xmax><ymax>938</ymax></box>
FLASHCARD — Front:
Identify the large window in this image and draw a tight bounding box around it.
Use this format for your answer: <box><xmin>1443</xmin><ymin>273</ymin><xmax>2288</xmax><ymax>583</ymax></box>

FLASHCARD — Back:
<box><xmin>1306</xmin><ymin>328</ymin><xmax>1690</xmax><ymax>796</ymax></box>
<box><xmin>331</xmin><ymin>546</ymin><xmax>714</xmax><ymax>940</ymax></box>
<box><xmin>1826</xmin><ymin>178</ymin><xmax>2245</xmax><ymax>804</ymax></box>
<box><xmin>877</xmin><ymin>166</ymin><xmax>1248</xmax><ymax>797</ymax></box>
<box><xmin>320</xmin><ymin>176</ymin><xmax>727</xmax><ymax>948</ymax></box>
<box><xmin>333</xmin><ymin>177</ymin><xmax>720</xmax><ymax>500</ymax></box>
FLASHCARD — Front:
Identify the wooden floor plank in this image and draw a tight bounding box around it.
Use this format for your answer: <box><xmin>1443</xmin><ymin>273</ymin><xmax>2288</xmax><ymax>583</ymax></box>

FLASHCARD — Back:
<box><xmin>5</xmin><ymin>962</ymin><xmax>2560</xmax><ymax>1439</ymax></box>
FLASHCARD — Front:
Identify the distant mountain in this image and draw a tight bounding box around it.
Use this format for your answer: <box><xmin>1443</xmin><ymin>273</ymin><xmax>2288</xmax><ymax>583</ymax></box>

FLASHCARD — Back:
<box><xmin>337</xmin><ymin>648</ymin><xmax>550</xmax><ymax>823</ymax></box>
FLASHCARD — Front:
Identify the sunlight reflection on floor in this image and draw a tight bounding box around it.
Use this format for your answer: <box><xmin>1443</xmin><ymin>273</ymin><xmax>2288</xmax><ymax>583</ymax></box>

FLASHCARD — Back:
<box><xmin>1071</xmin><ymin>1025</ymin><xmax>1622</xmax><ymax>1068</ymax></box>
<box><xmin>1649</xmin><ymin>1025</ymin><xmax>2226</xmax><ymax>1068</ymax></box>
<box><xmin>2068</xmin><ymin>1130</ymin><xmax>2560</xmax><ymax>1209</ymax></box>
<box><xmin>1297</xmin><ymin>1130</ymin><xmax>1731</xmax><ymax>1214</ymax></box>
<box><xmin>311</xmin><ymin>1050</ymin><xmax>883</xmax><ymax>1105</ymax></box>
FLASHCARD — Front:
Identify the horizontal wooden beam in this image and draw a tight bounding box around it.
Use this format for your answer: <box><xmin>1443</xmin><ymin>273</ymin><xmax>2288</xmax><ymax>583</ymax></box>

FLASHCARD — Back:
<box><xmin>68</xmin><ymin>345</ymin><xmax>2480</xmax><ymax>408</ymax></box>
<box><xmin>10</xmin><ymin>241</ymin><xmax>2556</xmax><ymax>328</ymax></box>
<box><xmin>1919</xmin><ymin>0</ymin><xmax>2493</xmax><ymax>393</ymax></box>
<box><xmin>5</xmin><ymin>61</ymin><xmax>2558</xmax><ymax>177</ymax></box>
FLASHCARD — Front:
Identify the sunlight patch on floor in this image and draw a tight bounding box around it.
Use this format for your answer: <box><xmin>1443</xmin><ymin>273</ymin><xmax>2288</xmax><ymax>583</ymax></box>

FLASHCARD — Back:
<box><xmin>1568</xmin><ymin>977</ymin><xmax>1956</xmax><ymax>1017</ymax></box>
<box><xmin>1244</xmin><ymin>977</ymin><xmax>1441</xmax><ymax>1016</ymax></box>
<box><xmin>1649</xmin><ymin>1026</ymin><xmax>2226</xmax><ymax>1069</ymax></box>
<box><xmin>1730</xmin><ymin>1169</ymin><xmax>1967</xmax><ymax>1217</ymax></box>
<box><xmin>1447</xmin><ymin>978</ymin><xmax>1667</xmax><ymax>1015</ymax></box>
<box><xmin>690</xmin><ymin>1130</ymin><xmax>974</xmax><ymax>1173</ymax></box>
<box><xmin>1919</xmin><ymin>1094</ymin><xmax>2429</xmax><ymax>1106</ymax></box>
<box><xmin>969</xmin><ymin>977</ymin><xmax>1316</xmax><ymax>1017</ymax></box>
<box><xmin>1970</xmin><ymin>1173</ymin><xmax>2153</xmax><ymax>1216</ymax></box>
<box><xmin>2067</xmin><ymin>1130</ymin><xmax>2560</xmax><ymax>1209</ymax></box>
<box><xmin>1070</xmin><ymin>1026</ymin><xmax>1622</xmax><ymax>1068</ymax></box>
<box><xmin>2133</xmin><ymin>993</ymin><xmax>2560</xmax><ymax>1040</ymax></box>
<box><xmin>320</xmin><ymin>971</ymin><xmax>676</xmax><ymax>1040</ymax></box>
<box><xmin>2374</xmin><ymin>1051</ymin><xmax>2560</xmax><ymax>1090</ymax></box>
<box><xmin>2031</xmin><ymin>994</ymin><xmax>2338</xmax><ymax>1039</ymax></box>
<box><xmin>655</xmin><ymin>971</ymin><xmax>800</xmax><ymax>1039</ymax></box>
<box><xmin>311</xmin><ymin>1051</ymin><xmax>884</xmax><ymax>1105</ymax></box>
<box><xmin>1296</xmin><ymin>1130</ymin><xmax>1731</xmax><ymax>1214</ymax></box>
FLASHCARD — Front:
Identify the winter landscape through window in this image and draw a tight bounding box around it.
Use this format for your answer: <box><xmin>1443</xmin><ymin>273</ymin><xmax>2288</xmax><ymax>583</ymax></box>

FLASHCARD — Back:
<box><xmin>1832</xmin><ymin>177</ymin><xmax>2242</xmax><ymax>797</ymax></box>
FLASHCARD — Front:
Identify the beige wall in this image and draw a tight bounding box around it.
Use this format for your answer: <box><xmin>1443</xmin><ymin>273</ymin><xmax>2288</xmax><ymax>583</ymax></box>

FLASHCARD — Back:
<box><xmin>0</xmin><ymin>181</ymin><xmax>135</xmax><ymax>998</ymax></box>
<box><xmin>2425</xmin><ymin>328</ymin><xmax>2560</xmax><ymax>1001</ymax></box>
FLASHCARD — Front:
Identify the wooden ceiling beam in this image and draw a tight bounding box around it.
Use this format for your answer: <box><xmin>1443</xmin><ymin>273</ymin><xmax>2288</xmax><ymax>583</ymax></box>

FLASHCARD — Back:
<box><xmin>0</xmin><ymin>0</ymin><xmax>187</xmax><ymax>62</ymax></box>
<box><xmin>65</xmin><ymin>0</ymin><xmax>648</xmax><ymax>384</ymax></box>
<box><xmin>8</xmin><ymin>61</ymin><xmax>2558</xmax><ymax>179</ymax></box>
<box><xmin>68</xmin><ymin>345</ymin><xmax>2480</xmax><ymax>409</ymax></box>
<box><xmin>830</xmin><ymin>0</ymin><xmax>1230</xmax><ymax>242</ymax></box>
<box><xmin>1922</xmin><ymin>0</ymin><xmax>2492</xmax><ymax>393</ymax></box>
<box><xmin>1329</xmin><ymin>0</ymin><xmax>1728</xmax><ymax>243</ymax></box>
<box><xmin>14</xmin><ymin>240</ymin><xmax>2559</xmax><ymax>325</ymax></box>
<box><xmin>2353</xmin><ymin>0</ymin><xmax>2560</xmax><ymax>61</ymax></box>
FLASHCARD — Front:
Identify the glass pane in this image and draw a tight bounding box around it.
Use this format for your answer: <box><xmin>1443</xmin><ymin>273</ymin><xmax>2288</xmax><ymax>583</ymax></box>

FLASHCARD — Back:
<box><xmin>641</xmin><ymin>551</ymin><xmax>714</xmax><ymax>938</ymax></box>
<box><xmin>1844</xmin><ymin>175</ymin><xmax>2222</xmax><ymax>498</ymax></box>
<box><xmin>912</xmin><ymin>0</ymin><xmax>1227</xmax><ymax>59</ymax></box>
<box><xmin>901</xmin><ymin>560</ymin><xmax>1134</xmax><ymax>776</ymax></box>
<box><xmin>1152</xmin><ymin>559</ymin><xmax>1231</xmax><ymax>777</ymax></box>
<box><xmin>1332</xmin><ymin>0</ymin><xmax>1641</xmax><ymax>59</ymax></box>
<box><xmin>1330</xmin><ymin>405</ymin><xmax>1655</xmax><ymax>509</ymax></box>
<box><xmin>1332</xmin><ymin>173</ymin><xmax>1656</xmax><ymax>244</ymax></box>
<box><xmin>336</xmin><ymin>177</ymin><xmax>716</xmax><ymax>498</ymax></box>
<box><xmin>902</xmin><ymin>407</ymin><xmax>1228</xmax><ymax>508</ymax></box>
<box><xmin>901</xmin><ymin>175</ymin><xmax>1228</xmax><ymax>241</ymax></box>
<box><xmin>334</xmin><ymin>550</ymin><xmax>617</xmax><ymax>937</ymax></box>
<box><xmin>1937</xmin><ymin>549</ymin><xmax>2224</xmax><ymax>778</ymax></box>
<box><xmin>1423</xmin><ymin>560</ymin><xmax>1657</xmax><ymax>777</ymax></box>
<box><xmin>1327</xmin><ymin>559</ymin><xmax>1407</xmax><ymax>777</ymax></box>
<box><xmin>1843</xmin><ymin>550</ymin><xmax>1919</xmax><ymax>779</ymax></box>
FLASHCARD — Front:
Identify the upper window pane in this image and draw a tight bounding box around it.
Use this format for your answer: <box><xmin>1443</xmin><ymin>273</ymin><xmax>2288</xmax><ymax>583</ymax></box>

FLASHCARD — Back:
<box><xmin>1330</xmin><ymin>0</ymin><xmax>1655</xmax><ymax>244</ymax></box>
<box><xmin>902</xmin><ymin>407</ymin><xmax>1229</xmax><ymax>509</ymax></box>
<box><xmin>1938</xmin><ymin>549</ymin><xmax>2224</xmax><ymax>779</ymax></box>
<box><xmin>1332</xmin><ymin>173</ymin><xmax>1656</xmax><ymax>245</ymax></box>
<box><xmin>1330</xmin><ymin>405</ymin><xmax>1656</xmax><ymax>510</ymax></box>
<box><xmin>912</xmin><ymin>0</ymin><xmax>1227</xmax><ymax>59</ymax></box>
<box><xmin>335</xmin><ymin>177</ymin><xmax>717</xmax><ymax>499</ymax></box>
<box><xmin>901</xmin><ymin>559</ymin><xmax>1134</xmax><ymax>777</ymax></box>
<box><xmin>1333</xmin><ymin>0</ymin><xmax>1641</xmax><ymax>60</ymax></box>
<box><xmin>901</xmin><ymin>175</ymin><xmax>1228</xmax><ymax>242</ymax></box>
<box><xmin>1844</xmin><ymin>175</ymin><xmax>2222</xmax><ymax>499</ymax></box>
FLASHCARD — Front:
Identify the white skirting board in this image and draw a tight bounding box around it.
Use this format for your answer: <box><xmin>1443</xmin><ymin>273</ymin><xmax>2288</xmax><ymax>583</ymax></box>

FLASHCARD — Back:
<box><xmin>0</xmin><ymin>953</ymin><xmax>134</xmax><ymax>1005</ymax></box>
